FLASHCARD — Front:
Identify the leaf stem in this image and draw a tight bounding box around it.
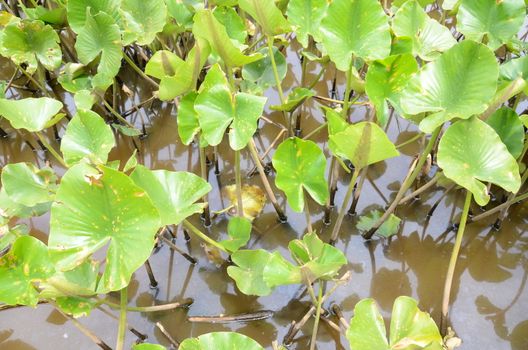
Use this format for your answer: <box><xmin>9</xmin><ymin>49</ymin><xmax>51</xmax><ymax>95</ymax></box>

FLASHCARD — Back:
<box><xmin>341</xmin><ymin>62</ymin><xmax>354</xmax><ymax>119</ymax></box>
<box><xmin>101</xmin><ymin>98</ymin><xmax>135</xmax><ymax>128</ymax></box>
<box><xmin>183</xmin><ymin>219</ymin><xmax>228</xmax><ymax>253</ymax></box>
<box><xmin>35</xmin><ymin>132</ymin><xmax>68</xmax><ymax>168</ymax></box>
<box><xmin>234</xmin><ymin>149</ymin><xmax>244</xmax><ymax>217</ymax></box>
<box><xmin>480</xmin><ymin>78</ymin><xmax>526</xmax><ymax>120</ymax></box>
<box><xmin>116</xmin><ymin>287</ymin><xmax>127</xmax><ymax>350</ymax></box>
<box><xmin>267</xmin><ymin>35</ymin><xmax>289</xmax><ymax>131</ymax></box>
<box><xmin>122</xmin><ymin>52</ymin><xmax>159</xmax><ymax>88</ymax></box>
<box><xmin>441</xmin><ymin>191</ymin><xmax>472</xmax><ymax>335</ymax></box>
<box><xmin>330</xmin><ymin>167</ymin><xmax>361</xmax><ymax>244</ymax></box>
<box><xmin>309</xmin><ymin>283</ymin><xmax>323</xmax><ymax>350</ymax></box>
<box><xmin>199</xmin><ymin>142</ymin><xmax>211</xmax><ymax>226</ymax></box>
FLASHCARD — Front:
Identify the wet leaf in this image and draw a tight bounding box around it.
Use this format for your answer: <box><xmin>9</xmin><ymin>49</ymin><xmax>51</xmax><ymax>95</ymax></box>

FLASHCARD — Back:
<box><xmin>180</xmin><ymin>332</ymin><xmax>264</xmax><ymax>350</ymax></box>
<box><xmin>486</xmin><ymin>107</ymin><xmax>524</xmax><ymax>159</ymax></box>
<box><xmin>286</xmin><ymin>0</ymin><xmax>328</xmax><ymax>48</ymax></box>
<box><xmin>130</xmin><ymin>164</ymin><xmax>211</xmax><ymax>226</ymax></box>
<box><xmin>400</xmin><ymin>41</ymin><xmax>499</xmax><ymax>133</ymax></box>
<box><xmin>0</xmin><ymin>236</ymin><xmax>54</xmax><ymax>306</ymax></box>
<box><xmin>320</xmin><ymin>0</ymin><xmax>391</xmax><ymax>71</ymax></box>
<box><xmin>272</xmin><ymin>137</ymin><xmax>328</xmax><ymax>212</ymax></box>
<box><xmin>457</xmin><ymin>0</ymin><xmax>525</xmax><ymax>50</ymax></box>
<box><xmin>0</xmin><ymin>97</ymin><xmax>63</xmax><ymax>132</ymax></box>
<box><xmin>238</xmin><ymin>0</ymin><xmax>290</xmax><ymax>36</ymax></box>
<box><xmin>1</xmin><ymin>163</ymin><xmax>56</xmax><ymax>207</ymax></box>
<box><xmin>61</xmin><ymin>110</ymin><xmax>116</xmax><ymax>166</ymax></box>
<box><xmin>392</xmin><ymin>1</ymin><xmax>456</xmax><ymax>61</ymax></box>
<box><xmin>219</xmin><ymin>216</ymin><xmax>252</xmax><ymax>253</ymax></box>
<box><xmin>270</xmin><ymin>87</ymin><xmax>315</xmax><ymax>112</ymax></box>
<box><xmin>48</xmin><ymin>163</ymin><xmax>161</xmax><ymax>292</ymax></box>
<box><xmin>242</xmin><ymin>47</ymin><xmax>287</xmax><ymax>88</ymax></box>
<box><xmin>437</xmin><ymin>117</ymin><xmax>521</xmax><ymax>206</ymax></box>
<box><xmin>329</xmin><ymin>122</ymin><xmax>399</xmax><ymax>169</ymax></box>
<box><xmin>223</xmin><ymin>184</ymin><xmax>266</xmax><ymax>221</ymax></box>
<box><xmin>120</xmin><ymin>0</ymin><xmax>167</xmax><ymax>45</ymax></box>
<box><xmin>357</xmin><ymin>210</ymin><xmax>401</xmax><ymax>238</ymax></box>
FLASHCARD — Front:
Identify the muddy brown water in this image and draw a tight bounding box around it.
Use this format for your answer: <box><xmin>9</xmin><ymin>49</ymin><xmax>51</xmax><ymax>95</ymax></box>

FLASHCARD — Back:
<box><xmin>0</xmin><ymin>43</ymin><xmax>527</xmax><ymax>350</ymax></box>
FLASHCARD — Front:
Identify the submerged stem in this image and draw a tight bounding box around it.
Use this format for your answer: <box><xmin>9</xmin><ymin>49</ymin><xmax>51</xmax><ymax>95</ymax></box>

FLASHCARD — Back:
<box><xmin>330</xmin><ymin>167</ymin><xmax>361</xmax><ymax>244</ymax></box>
<box><xmin>116</xmin><ymin>287</ymin><xmax>127</xmax><ymax>350</ymax></box>
<box><xmin>309</xmin><ymin>283</ymin><xmax>323</xmax><ymax>350</ymax></box>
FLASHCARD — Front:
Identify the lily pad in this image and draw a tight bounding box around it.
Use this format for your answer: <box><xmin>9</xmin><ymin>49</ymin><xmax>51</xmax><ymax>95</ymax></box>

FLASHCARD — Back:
<box><xmin>437</xmin><ymin>117</ymin><xmax>521</xmax><ymax>206</ymax></box>
<box><xmin>286</xmin><ymin>0</ymin><xmax>328</xmax><ymax>48</ymax></box>
<box><xmin>486</xmin><ymin>107</ymin><xmax>525</xmax><ymax>159</ymax></box>
<box><xmin>238</xmin><ymin>0</ymin><xmax>291</xmax><ymax>36</ymax></box>
<box><xmin>357</xmin><ymin>210</ymin><xmax>401</xmax><ymax>238</ymax></box>
<box><xmin>130</xmin><ymin>165</ymin><xmax>211</xmax><ymax>226</ymax></box>
<box><xmin>320</xmin><ymin>0</ymin><xmax>391</xmax><ymax>71</ymax></box>
<box><xmin>270</xmin><ymin>87</ymin><xmax>315</xmax><ymax>112</ymax></box>
<box><xmin>48</xmin><ymin>163</ymin><xmax>161</xmax><ymax>292</ymax></box>
<box><xmin>1</xmin><ymin>163</ymin><xmax>57</xmax><ymax>207</ymax></box>
<box><xmin>219</xmin><ymin>216</ymin><xmax>252</xmax><ymax>253</ymax></box>
<box><xmin>180</xmin><ymin>332</ymin><xmax>265</xmax><ymax>350</ymax></box>
<box><xmin>400</xmin><ymin>40</ymin><xmax>499</xmax><ymax>133</ymax></box>
<box><xmin>272</xmin><ymin>137</ymin><xmax>329</xmax><ymax>212</ymax></box>
<box><xmin>0</xmin><ymin>97</ymin><xmax>63</xmax><ymax>132</ymax></box>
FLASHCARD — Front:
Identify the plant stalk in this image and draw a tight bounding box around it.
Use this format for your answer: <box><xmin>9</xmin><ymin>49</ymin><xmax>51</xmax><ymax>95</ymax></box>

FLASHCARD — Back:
<box><xmin>122</xmin><ymin>52</ymin><xmax>159</xmax><ymax>88</ymax></box>
<box><xmin>267</xmin><ymin>35</ymin><xmax>289</xmax><ymax>131</ymax></box>
<box><xmin>116</xmin><ymin>287</ymin><xmax>127</xmax><ymax>350</ymax></box>
<box><xmin>330</xmin><ymin>167</ymin><xmax>361</xmax><ymax>244</ymax></box>
<box><xmin>199</xmin><ymin>143</ymin><xmax>211</xmax><ymax>226</ymax></box>
<box><xmin>36</xmin><ymin>132</ymin><xmax>68</xmax><ymax>168</ymax></box>
<box><xmin>183</xmin><ymin>219</ymin><xmax>228</xmax><ymax>253</ymax></box>
<box><xmin>309</xmin><ymin>283</ymin><xmax>323</xmax><ymax>350</ymax></box>
<box><xmin>234</xmin><ymin>149</ymin><xmax>244</xmax><ymax>217</ymax></box>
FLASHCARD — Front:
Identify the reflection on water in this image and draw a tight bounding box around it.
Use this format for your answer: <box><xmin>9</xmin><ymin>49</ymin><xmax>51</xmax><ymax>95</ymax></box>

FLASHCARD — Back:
<box><xmin>0</xmin><ymin>45</ymin><xmax>527</xmax><ymax>350</ymax></box>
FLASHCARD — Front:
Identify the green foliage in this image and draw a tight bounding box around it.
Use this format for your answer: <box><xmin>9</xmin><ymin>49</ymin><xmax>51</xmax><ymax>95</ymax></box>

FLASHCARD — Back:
<box><xmin>486</xmin><ymin>107</ymin><xmax>525</xmax><ymax>159</ymax></box>
<box><xmin>0</xmin><ymin>97</ymin><xmax>63</xmax><ymax>132</ymax></box>
<box><xmin>180</xmin><ymin>332</ymin><xmax>265</xmax><ymax>350</ymax></box>
<box><xmin>286</xmin><ymin>0</ymin><xmax>328</xmax><ymax>48</ymax></box>
<box><xmin>242</xmin><ymin>47</ymin><xmax>287</xmax><ymax>88</ymax></box>
<box><xmin>238</xmin><ymin>0</ymin><xmax>291</xmax><ymax>36</ymax></box>
<box><xmin>120</xmin><ymin>0</ymin><xmax>167</xmax><ymax>45</ymax></box>
<box><xmin>357</xmin><ymin>210</ymin><xmax>401</xmax><ymax>238</ymax></box>
<box><xmin>219</xmin><ymin>216</ymin><xmax>252</xmax><ymax>253</ymax></box>
<box><xmin>67</xmin><ymin>0</ymin><xmax>121</xmax><ymax>33</ymax></box>
<box><xmin>270</xmin><ymin>87</ymin><xmax>315</xmax><ymax>112</ymax></box>
<box><xmin>1</xmin><ymin>163</ymin><xmax>56</xmax><ymax>207</ymax></box>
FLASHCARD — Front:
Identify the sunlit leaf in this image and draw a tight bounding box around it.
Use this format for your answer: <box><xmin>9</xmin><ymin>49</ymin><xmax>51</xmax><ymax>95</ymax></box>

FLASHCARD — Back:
<box><xmin>270</xmin><ymin>87</ymin><xmax>315</xmax><ymax>112</ymax></box>
<box><xmin>67</xmin><ymin>0</ymin><xmax>121</xmax><ymax>33</ymax></box>
<box><xmin>1</xmin><ymin>163</ymin><xmax>56</xmax><ymax>207</ymax></box>
<box><xmin>227</xmin><ymin>249</ymin><xmax>274</xmax><ymax>296</ymax></box>
<box><xmin>486</xmin><ymin>107</ymin><xmax>524</xmax><ymax>159</ymax></box>
<box><xmin>180</xmin><ymin>332</ymin><xmax>264</xmax><ymax>350</ymax></box>
<box><xmin>219</xmin><ymin>216</ymin><xmax>252</xmax><ymax>253</ymax></box>
<box><xmin>120</xmin><ymin>0</ymin><xmax>167</xmax><ymax>45</ymax></box>
<box><xmin>286</xmin><ymin>0</ymin><xmax>328</xmax><ymax>48</ymax></box>
<box><xmin>238</xmin><ymin>0</ymin><xmax>290</xmax><ymax>36</ymax></box>
<box><xmin>0</xmin><ymin>97</ymin><xmax>62</xmax><ymax>132</ymax></box>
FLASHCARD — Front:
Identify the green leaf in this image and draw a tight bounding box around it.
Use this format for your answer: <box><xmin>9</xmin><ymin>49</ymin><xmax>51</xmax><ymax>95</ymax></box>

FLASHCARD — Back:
<box><xmin>123</xmin><ymin>150</ymin><xmax>138</xmax><ymax>173</ymax></box>
<box><xmin>130</xmin><ymin>165</ymin><xmax>211</xmax><ymax>226</ymax></box>
<box><xmin>272</xmin><ymin>137</ymin><xmax>329</xmax><ymax>212</ymax></box>
<box><xmin>270</xmin><ymin>87</ymin><xmax>315</xmax><ymax>112</ymax></box>
<box><xmin>74</xmin><ymin>89</ymin><xmax>96</xmax><ymax>110</ymax></box>
<box><xmin>0</xmin><ymin>223</ymin><xmax>28</xmax><ymax>253</ymax></box>
<box><xmin>320</xmin><ymin>0</ymin><xmax>391</xmax><ymax>71</ymax></box>
<box><xmin>48</xmin><ymin>163</ymin><xmax>161</xmax><ymax>292</ymax></box>
<box><xmin>55</xmin><ymin>296</ymin><xmax>97</xmax><ymax>318</ymax></box>
<box><xmin>499</xmin><ymin>56</ymin><xmax>528</xmax><ymax>95</ymax></box>
<box><xmin>365</xmin><ymin>54</ymin><xmax>418</xmax><ymax>127</ymax></box>
<box><xmin>74</xmin><ymin>11</ymin><xmax>122</xmax><ymax>91</ymax></box>
<box><xmin>1</xmin><ymin>163</ymin><xmax>56</xmax><ymax>207</ymax></box>
<box><xmin>180</xmin><ymin>332</ymin><xmax>264</xmax><ymax>350</ymax></box>
<box><xmin>242</xmin><ymin>47</ymin><xmax>287</xmax><ymax>88</ymax></box>
<box><xmin>389</xmin><ymin>296</ymin><xmax>443</xmax><ymax>349</ymax></box>
<box><xmin>67</xmin><ymin>0</ymin><xmax>121</xmax><ymax>33</ymax></box>
<box><xmin>0</xmin><ymin>236</ymin><xmax>54</xmax><ymax>306</ymax></box>
<box><xmin>219</xmin><ymin>216</ymin><xmax>252</xmax><ymax>253</ymax></box>
<box><xmin>392</xmin><ymin>0</ymin><xmax>456</xmax><ymax>61</ymax></box>
<box><xmin>24</xmin><ymin>5</ymin><xmax>66</xmax><ymax>25</ymax></box>
<box><xmin>238</xmin><ymin>0</ymin><xmax>290</xmax><ymax>36</ymax></box>
<box><xmin>177</xmin><ymin>92</ymin><xmax>200</xmax><ymax>145</ymax></box>
<box><xmin>193</xmin><ymin>9</ymin><xmax>262</xmax><ymax>67</ymax></box>
<box><xmin>227</xmin><ymin>249</ymin><xmax>274</xmax><ymax>296</ymax></box>
<box><xmin>40</xmin><ymin>259</ymin><xmax>100</xmax><ymax>299</ymax></box>
<box><xmin>286</xmin><ymin>0</ymin><xmax>328</xmax><ymax>47</ymax></box>
<box><xmin>0</xmin><ymin>187</ymin><xmax>51</xmax><ymax>219</ymax></box>
<box><xmin>329</xmin><ymin>122</ymin><xmax>399</xmax><ymax>169</ymax></box>
<box><xmin>347</xmin><ymin>298</ymin><xmax>388</xmax><ymax>350</ymax></box>
<box><xmin>213</xmin><ymin>6</ymin><xmax>247</xmax><ymax>46</ymax></box>
<box><xmin>400</xmin><ymin>40</ymin><xmax>499</xmax><ymax>133</ymax></box>
<box><xmin>112</xmin><ymin>123</ymin><xmax>142</xmax><ymax>136</ymax></box>
<box><xmin>357</xmin><ymin>210</ymin><xmax>401</xmax><ymax>238</ymax></box>
<box><xmin>0</xmin><ymin>97</ymin><xmax>62</xmax><ymax>132</ymax></box>
<box><xmin>61</xmin><ymin>110</ymin><xmax>116</xmax><ymax>166</ymax></box>
<box><xmin>58</xmin><ymin>63</ymin><xmax>93</xmax><ymax>93</ymax></box>
<box><xmin>120</xmin><ymin>0</ymin><xmax>167</xmax><ymax>45</ymax></box>
<box><xmin>263</xmin><ymin>252</ymin><xmax>302</xmax><ymax>288</ymax></box>
<box><xmin>288</xmin><ymin>232</ymin><xmax>347</xmax><ymax>283</ymax></box>
<box><xmin>0</xmin><ymin>19</ymin><xmax>62</xmax><ymax>73</ymax></box>
<box><xmin>133</xmin><ymin>344</ymin><xmax>166</xmax><ymax>350</ymax></box>
<box><xmin>324</xmin><ymin>107</ymin><xmax>349</xmax><ymax>136</ymax></box>
<box><xmin>437</xmin><ymin>117</ymin><xmax>521</xmax><ymax>206</ymax></box>
<box><xmin>195</xmin><ymin>85</ymin><xmax>267</xmax><ymax>150</ymax></box>
<box><xmin>486</xmin><ymin>107</ymin><xmax>525</xmax><ymax>159</ymax></box>
<box><xmin>457</xmin><ymin>0</ymin><xmax>526</xmax><ymax>50</ymax></box>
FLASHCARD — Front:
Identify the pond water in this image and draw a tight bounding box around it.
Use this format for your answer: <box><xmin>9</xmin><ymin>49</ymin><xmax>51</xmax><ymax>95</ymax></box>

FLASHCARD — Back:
<box><xmin>0</xmin><ymin>41</ymin><xmax>527</xmax><ymax>350</ymax></box>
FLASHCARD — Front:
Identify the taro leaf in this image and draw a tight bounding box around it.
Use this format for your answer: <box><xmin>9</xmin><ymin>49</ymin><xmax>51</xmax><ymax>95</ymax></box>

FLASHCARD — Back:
<box><xmin>262</xmin><ymin>252</ymin><xmax>302</xmax><ymax>288</ymax></box>
<box><xmin>227</xmin><ymin>249</ymin><xmax>274</xmax><ymax>296</ymax></box>
<box><xmin>346</xmin><ymin>298</ymin><xmax>388</xmax><ymax>350</ymax></box>
<box><xmin>166</xmin><ymin>0</ymin><xmax>201</xmax><ymax>30</ymax></box>
<box><xmin>288</xmin><ymin>232</ymin><xmax>347</xmax><ymax>283</ymax></box>
<box><xmin>437</xmin><ymin>117</ymin><xmax>521</xmax><ymax>206</ymax></box>
<box><xmin>0</xmin><ymin>222</ymin><xmax>28</xmax><ymax>254</ymax></box>
<box><xmin>48</xmin><ymin>163</ymin><xmax>161</xmax><ymax>292</ymax></box>
<box><xmin>272</xmin><ymin>137</ymin><xmax>328</xmax><ymax>212</ymax></box>
<box><xmin>389</xmin><ymin>296</ymin><xmax>443</xmax><ymax>349</ymax></box>
<box><xmin>457</xmin><ymin>0</ymin><xmax>526</xmax><ymax>51</ymax></box>
<box><xmin>365</xmin><ymin>54</ymin><xmax>418</xmax><ymax>127</ymax></box>
<box><xmin>60</xmin><ymin>110</ymin><xmax>116</xmax><ymax>166</ymax></box>
<box><xmin>400</xmin><ymin>40</ymin><xmax>499</xmax><ymax>133</ymax></box>
<box><xmin>357</xmin><ymin>210</ymin><xmax>401</xmax><ymax>238</ymax></box>
<box><xmin>74</xmin><ymin>11</ymin><xmax>122</xmax><ymax>91</ymax></box>
<box><xmin>40</xmin><ymin>259</ymin><xmax>100</xmax><ymax>299</ymax></box>
<box><xmin>392</xmin><ymin>1</ymin><xmax>456</xmax><ymax>61</ymax></box>
<box><xmin>2</xmin><ymin>163</ymin><xmax>57</xmax><ymax>207</ymax></box>
<box><xmin>0</xmin><ymin>187</ymin><xmax>51</xmax><ymax>219</ymax></box>
<box><xmin>120</xmin><ymin>0</ymin><xmax>167</xmax><ymax>46</ymax></box>
<box><xmin>195</xmin><ymin>85</ymin><xmax>267</xmax><ymax>150</ymax></box>
<box><xmin>499</xmin><ymin>55</ymin><xmax>528</xmax><ymax>95</ymax></box>
<box><xmin>270</xmin><ymin>87</ymin><xmax>315</xmax><ymax>112</ymax></box>
<box><xmin>74</xmin><ymin>89</ymin><xmax>96</xmax><ymax>110</ymax></box>
<box><xmin>324</xmin><ymin>107</ymin><xmax>349</xmax><ymax>136</ymax></box>
<box><xmin>58</xmin><ymin>63</ymin><xmax>92</xmax><ymax>93</ymax></box>
<box><xmin>0</xmin><ymin>19</ymin><xmax>62</xmax><ymax>73</ymax></box>
<box><xmin>219</xmin><ymin>216</ymin><xmax>252</xmax><ymax>253</ymax></box>
<box><xmin>123</xmin><ymin>150</ymin><xmax>138</xmax><ymax>173</ymax></box>
<box><xmin>0</xmin><ymin>97</ymin><xmax>62</xmax><ymax>132</ymax></box>
<box><xmin>67</xmin><ymin>0</ymin><xmax>121</xmax><ymax>33</ymax></box>
<box><xmin>223</xmin><ymin>184</ymin><xmax>266</xmax><ymax>221</ymax></box>
<box><xmin>24</xmin><ymin>5</ymin><xmax>67</xmax><ymax>25</ymax></box>
<box><xmin>0</xmin><ymin>236</ymin><xmax>54</xmax><ymax>306</ymax></box>
<box><xmin>238</xmin><ymin>0</ymin><xmax>291</xmax><ymax>36</ymax></box>
<box><xmin>286</xmin><ymin>0</ymin><xmax>328</xmax><ymax>48</ymax></box>
<box><xmin>179</xmin><ymin>332</ymin><xmax>264</xmax><ymax>350</ymax></box>
<box><xmin>329</xmin><ymin>122</ymin><xmax>399</xmax><ymax>169</ymax></box>
<box><xmin>112</xmin><ymin>123</ymin><xmax>142</xmax><ymax>136</ymax></box>
<box><xmin>486</xmin><ymin>107</ymin><xmax>524</xmax><ymax>159</ymax></box>
<box><xmin>319</xmin><ymin>0</ymin><xmax>391</xmax><ymax>71</ymax></box>
<box><xmin>213</xmin><ymin>6</ymin><xmax>247</xmax><ymax>46</ymax></box>
<box><xmin>55</xmin><ymin>296</ymin><xmax>97</xmax><ymax>318</ymax></box>
<box><xmin>242</xmin><ymin>47</ymin><xmax>287</xmax><ymax>88</ymax></box>
<box><xmin>130</xmin><ymin>165</ymin><xmax>211</xmax><ymax>227</ymax></box>
<box><xmin>177</xmin><ymin>92</ymin><xmax>200</xmax><ymax>145</ymax></box>
<box><xmin>133</xmin><ymin>344</ymin><xmax>167</xmax><ymax>350</ymax></box>
<box><xmin>193</xmin><ymin>9</ymin><xmax>262</xmax><ymax>67</ymax></box>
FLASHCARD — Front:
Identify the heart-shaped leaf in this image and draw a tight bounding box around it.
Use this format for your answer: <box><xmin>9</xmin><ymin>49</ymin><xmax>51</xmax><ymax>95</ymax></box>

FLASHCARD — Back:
<box><xmin>213</xmin><ymin>6</ymin><xmax>247</xmax><ymax>46</ymax></box>
<box><xmin>320</xmin><ymin>0</ymin><xmax>391</xmax><ymax>71</ymax></box>
<box><xmin>392</xmin><ymin>0</ymin><xmax>456</xmax><ymax>61</ymax></box>
<box><xmin>1</xmin><ymin>163</ymin><xmax>56</xmax><ymax>207</ymax></box>
<box><xmin>357</xmin><ymin>210</ymin><xmax>401</xmax><ymax>238</ymax></box>
<box><xmin>130</xmin><ymin>164</ymin><xmax>211</xmax><ymax>226</ymax></box>
<box><xmin>60</xmin><ymin>110</ymin><xmax>116</xmax><ymax>166</ymax></box>
<box><xmin>486</xmin><ymin>107</ymin><xmax>525</xmax><ymax>159</ymax></box>
<box><xmin>329</xmin><ymin>122</ymin><xmax>399</xmax><ymax>169</ymax></box>
<box><xmin>238</xmin><ymin>0</ymin><xmax>290</xmax><ymax>36</ymax></box>
<box><xmin>0</xmin><ymin>236</ymin><xmax>54</xmax><ymax>306</ymax></box>
<box><xmin>347</xmin><ymin>298</ymin><xmax>388</xmax><ymax>349</ymax></box>
<box><xmin>272</xmin><ymin>137</ymin><xmax>329</xmax><ymax>212</ymax></box>
<box><xmin>67</xmin><ymin>0</ymin><xmax>121</xmax><ymax>33</ymax></box>
<box><xmin>180</xmin><ymin>332</ymin><xmax>264</xmax><ymax>350</ymax></box>
<box><xmin>219</xmin><ymin>216</ymin><xmax>252</xmax><ymax>253</ymax></box>
<box><xmin>48</xmin><ymin>163</ymin><xmax>161</xmax><ymax>292</ymax></box>
<box><xmin>286</xmin><ymin>0</ymin><xmax>328</xmax><ymax>48</ymax></box>
<box><xmin>0</xmin><ymin>97</ymin><xmax>63</xmax><ymax>132</ymax></box>
<box><xmin>400</xmin><ymin>40</ymin><xmax>499</xmax><ymax>133</ymax></box>
<box><xmin>120</xmin><ymin>0</ymin><xmax>167</xmax><ymax>45</ymax></box>
<box><xmin>457</xmin><ymin>0</ymin><xmax>526</xmax><ymax>50</ymax></box>
<box><xmin>437</xmin><ymin>117</ymin><xmax>521</xmax><ymax>206</ymax></box>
